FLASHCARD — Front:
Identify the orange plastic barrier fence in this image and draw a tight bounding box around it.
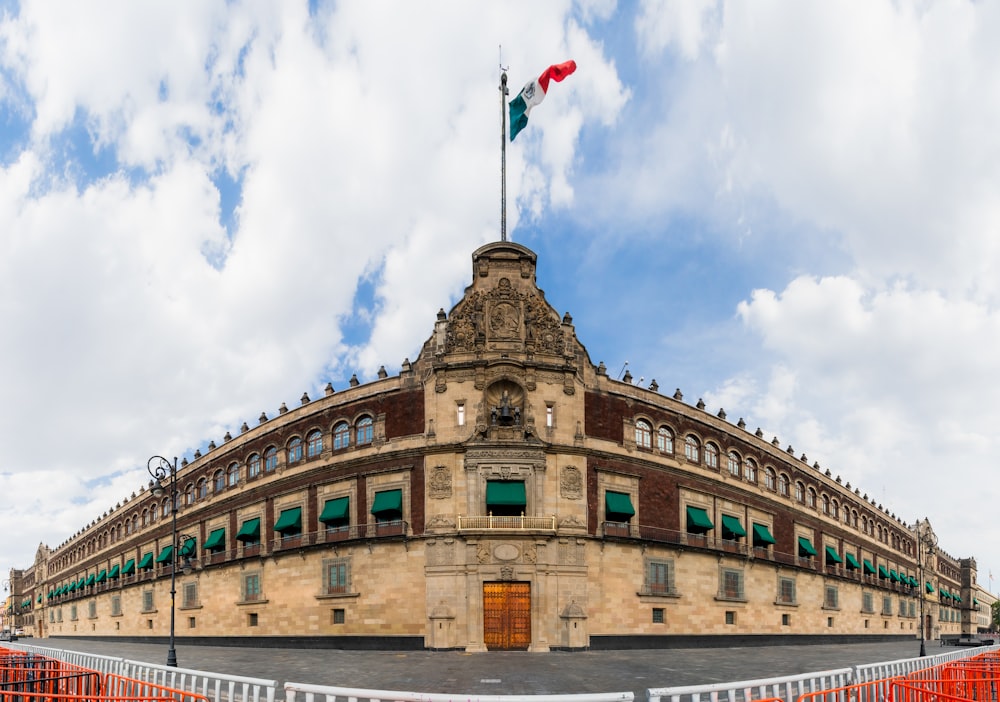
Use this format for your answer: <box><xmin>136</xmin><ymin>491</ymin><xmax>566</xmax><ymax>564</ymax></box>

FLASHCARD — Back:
<box><xmin>0</xmin><ymin>647</ymin><xmax>210</xmax><ymax>702</ymax></box>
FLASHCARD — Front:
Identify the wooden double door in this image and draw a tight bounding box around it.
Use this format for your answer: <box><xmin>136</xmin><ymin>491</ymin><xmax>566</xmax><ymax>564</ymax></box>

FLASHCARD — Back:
<box><xmin>483</xmin><ymin>582</ymin><xmax>531</xmax><ymax>650</ymax></box>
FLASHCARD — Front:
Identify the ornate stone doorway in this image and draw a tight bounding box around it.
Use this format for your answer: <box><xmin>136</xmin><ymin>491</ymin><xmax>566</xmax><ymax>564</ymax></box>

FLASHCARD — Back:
<box><xmin>483</xmin><ymin>581</ymin><xmax>531</xmax><ymax>650</ymax></box>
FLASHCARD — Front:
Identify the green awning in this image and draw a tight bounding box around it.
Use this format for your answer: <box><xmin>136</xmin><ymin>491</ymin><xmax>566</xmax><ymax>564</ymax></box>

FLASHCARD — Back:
<box><xmin>486</xmin><ymin>481</ymin><xmax>527</xmax><ymax>507</ymax></box>
<box><xmin>955</xmin><ymin>595</ymin><xmax>962</xmax><ymax>603</ymax></box>
<box><xmin>156</xmin><ymin>545</ymin><xmax>174</xmax><ymax>563</ymax></box>
<box><xmin>941</xmin><ymin>587</ymin><xmax>949</xmax><ymax>597</ymax></box>
<box><xmin>371</xmin><ymin>489</ymin><xmax>403</xmax><ymax>516</ymax></box>
<box><xmin>203</xmin><ymin>527</ymin><xmax>226</xmax><ymax>551</ymax></box>
<box><xmin>878</xmin><ymin>565</ymin><xmax>889</xmax><ymax>579</ymax></box>
<box><xmin>845</xmin><ymin>553</ymin><xmax>861</xmax><ymax>570</ymax></box>
<box><xmin>236</xmin><ymin>517</ymin><xmax>261</xmax><ymax>541</ymax></box>
<box><xmin>889</xmin><ymin>569</ymin><xmax>899</xmax><ymax>582</ymax></box>
<box><xmin>108</xmin><ymin>564</ymin><xmax>121</xmax><ymax>579</ymax></box>
<box><xmin>274</xmin><ymin>506</ymin><xmax>302</xmax><ymax>533</ymax></box>
<box><xmin>863</xmin><ymin>559</ymin><xmax>876</xmax><ymax>575</ymax></box>
<box><xmin>96</xmin><ymin>569</ymin><xmax>107</xmax><ymax>583</ymax></box>
<box><xmin>752</xmin><ymin>523</ymin><xmax>776</xmax><ymax>546</ymax></box>
<box><xmin>721</xmin><ymin>514</ymin><xmax>747</xmax><ymax>539</ymax></box>
<box><xmin>68</xmin><ymin>582</ymin><xmax>77</xmax><ymax>592</ymax></box>
<box><xmin>604</xmin><ymin>491</ymin><xmax>635</xmax><ymax>520</ymax></box>
<box><xmin>825</xmin><ymin>546</ymin><xmax>843</xmax><ymax>564</ymax></box>
<box><xmin>686</xmin><ymin>506</ymin><xmax>714</xmax><ymax>532</ymax></box>
<box><xmin>122</xmin><ymin>558</ymin><xmax>136</xmax><ymax>575</ymax></box>
<box><xmin>179</xmin><ymin>537</ymin><xmax>197</xmax><ymax>557</ymax></box>
<box><xmin>319</xmin><ymin>497</ymin><xmax>350</xmax><ymax>524</ymax></box>
<box><xmin>76</xmin><ymin>577</ymin><xmax>85</xmax><ymax>588</ymax></box>
<box><xmin>926</xmin><ymin>581</ymin><xmax>935</xmax><ymax>593</ymax></box>
<box><xmin>798</xmin><ymin>536</ymin><xmax>817</xmax><ymax>557</ymax></box>
<box><xmin>84</xmin><ymin>574</ymin><xmax>96</xmax><ymax>586</ymax></box>
<box><xmin>910</xmin><ymin>576</ymin><xmax>920</xmax><ymax>587</ymax></box>
<box><xmin>137</xmin><ymin>552</ymin><xmax>153</xmax><ymax>570</ymax></box>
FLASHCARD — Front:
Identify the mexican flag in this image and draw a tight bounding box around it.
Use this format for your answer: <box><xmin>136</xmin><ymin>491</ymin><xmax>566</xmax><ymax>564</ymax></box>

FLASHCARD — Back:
<box><xmin>509</xmin><ymin>60</ymin><xmax>577</xmax><ymax>141</ymax></box>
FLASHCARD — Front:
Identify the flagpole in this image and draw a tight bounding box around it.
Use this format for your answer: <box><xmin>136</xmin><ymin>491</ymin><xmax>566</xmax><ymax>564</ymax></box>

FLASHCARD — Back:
<box><xmin>500</xmin><ymin>69</ymin><xmax>508</xmax><ymax>243</ymax></box>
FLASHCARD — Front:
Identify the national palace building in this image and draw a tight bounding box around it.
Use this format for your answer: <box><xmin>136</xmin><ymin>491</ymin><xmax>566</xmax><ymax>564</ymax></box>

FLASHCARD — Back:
<box><xmin>6</xmin><ymin>241</ymin><xmax>996</xmax><ymax>650</ymax></box>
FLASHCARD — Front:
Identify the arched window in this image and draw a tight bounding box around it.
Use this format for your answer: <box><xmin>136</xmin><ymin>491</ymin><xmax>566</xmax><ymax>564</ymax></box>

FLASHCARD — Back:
<box><xmin>657</xmin><ymin>426</ymin><xmax>674</xmax><ymax>453</ymax></box>
<box><xmin>131</xmin><ymin>515</ymin><xmax>138</xmax><ymax>533</ymax></box>
<box><xmin>684</xmin><ymin>435</ymin><xmax>700</xmax><ymax>463</ymax></box>
<box><xmin>213</xmin><ymin>470</ymin><xmax>225</xmax><ymax>493</ymax></box>
<box><xmin>806</xmin><ymin>487</ymin><xmax>816</xmax><ymax>508</ymax></box>
<box><xmin>227</xmin><ymin>462</ymin><xmax>239</xmax><ymax>487</ymax></box>
<box><xmin>141</xmin><ymin>509</ymin><xmax>149</xmax><ymax>527</ymax></box>
<box><xmin>307</xmin><ymin>430</ymin><xmax>323</xmax><ymax>458</ymax></box>
<box><xmin>356</xmin><ymin>416</ymin><xmax>373</xmax><ymax>445</ymax></box>
<box><xmin>832</xmin><ymin>500</ymin><xmax>839</xmax><ymax>519</ymax></box>
<box><xmin>197</xmin><ymin>478</ymin><xmax>208</xmax><ymax>500</ymax></box>
<box><xmin>794</xmin><ymin>481</ymin><xmax>805</xmax><ymax>503</ymax></box>
<box><xmin>765</xmin><ymin>467</ymin><xmax>776</xmax><ymax>491</ymax></box>
<box><xmin>248</xmin><ymin>453</ymin><xmax>261</xmax><ymax>479</ymax></box>
<box><xmin>778</xmin><ymin>474</ymin><xmax>789</xmax><ymax>496</ymax></box>
<box><xmin>186</xmin><ymin>483</ymin><xmax>196</xmax><ymax>505</ymax></box>
<box><xmin>745</xmin><ymin>458</ymin><xmax>757</xmax><ymax>483</ymax></box>
<box><xmin>822</xmin><ymin>495</ymin><xmax>830</xmax><ymax>515</ymax></box>
<box><xmin>288</xmin><ymin>437</ymin><xmax>303</xmax><ymax>463</ymax></box>
<box><xmin>162</xmin><ymin>498</ymin><xmax>172</xmax><ymax>517</ymax></box>
<box><xmin>264</xmin><ymin>447</ymin><xmax>278</xmax><ymax>473</ymax></box>
<box><xmin>635</xmin><ymin>419</ymin><xmax>652</xmax><ymax>449</ymax></box>
<box><xmin>150</xmin><ymin>503</ymin><xmax>158</xmax><ymax>523</ymax></box>
<box><xmin>124</xmin><ymin>519</ymin><xmax>131</xmax><ymax>536</ymax></box>
<box><xmin>705</xmin><ymin>442</ymin><xmax>719</xmax><ymax>469</ymax></box>
<box><xmin>727</xmin><ymin>451</ymin><xmax>741</xmax><ymax>477</ymax></box>
<box><xmin>852</xmin><ymin>510</ymin><xmax>859</xmax><ymax>528</ymax></box>
<box><xmin>333</xmin><ymin>422</ymin><xmax>350</xmax><ymax>450</ymax></box>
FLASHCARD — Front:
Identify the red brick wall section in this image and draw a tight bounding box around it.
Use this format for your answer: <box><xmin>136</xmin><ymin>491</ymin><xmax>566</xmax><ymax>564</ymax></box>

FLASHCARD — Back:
<box><xmin>584</xmin><ymin>391</ymin><xmax>627</xmax><ymax>444</ymax></box>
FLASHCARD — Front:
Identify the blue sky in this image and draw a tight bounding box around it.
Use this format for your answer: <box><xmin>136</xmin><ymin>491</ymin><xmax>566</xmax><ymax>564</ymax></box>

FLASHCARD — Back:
<box><xmin>2</xmin><ymin>0</ymin><xmax>1000</xmax><ymax>591</ymax></box>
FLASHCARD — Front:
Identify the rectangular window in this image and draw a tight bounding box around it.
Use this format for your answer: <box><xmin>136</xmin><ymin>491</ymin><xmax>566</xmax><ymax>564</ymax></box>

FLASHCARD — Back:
<box><xmin>725</xmin><ymin>611</ymin><xmax>736</xmax><ymax>625</ymax></box>
<box><xmin>645</xmin><ymin>558</ymin><xmax>675</xmax><ymax>595</ymax></box>
<box><xmin>325</xmin><ymin>559</ymin><xmax>350</xmax><ymax>595</ymax></box>
<box><xmin>898</xmin><ymin>600</ymin><xmax>907</xmax><ymax>617</ymax></box>
<box><xmin>862</xmin><ymin>591</ymin><xmax>874</xmax><ymax>613</ymax></box>
<box><xmin>882</xmin><ymin>596</ymin><xmax>893</xmax><ymax>616</ymax></box>
<box><xmin>782</xmin><ymin>613</ymin><xmax>791</xmax><ymax>626</ymax></box>
<box><xmin>333</xmin><ymin>608</ymin><xmax>346</xmax><ymax>624</ymax></box>
<box><xmin>824</xmin><ymin>586</ymin><xmax>839</xmax><ymax>609</ymax></box>
<box><xmin>111</xmin><ymin>596</ymin><xmax>121</xmax><ymax>616</ymax></box>
<box><xmin>457</xmin><ymin>402</ymin><xmax>465</xmax><ymax>426</ymax></box>
<box><xmin>248</xmin><ymin>613</ymin><xmax>258</xmax><ymax>627</ymax></box>
<box><xmin>909</xmin><ymin>601</ymin><xmax>916</xmax><ymax>618</ymax></box>
<box><xmin>183</xmin><ymin>582</ymin><xmax>198</xmax><ymax>608</ymax></box>
<box><xmin>188</xmin><ymin>617</ymin><xmax>196</xmax><ymax>629</ymax></box>
<box><xmin>142</xmin><ymin>591</ymin><xmax>154</xmax><ymax>612</ymax></box>
<box><xmin>652</xmin><ymin>608</ymin><xmax>664</xmax><ymax>624</ymax></box>
<box><xmin>827</xmin><ymin>616</ymin><xmax>834</xmax><ymax>628</ymax></box>
<box><xmin>70</xmin><ymin>605</ymin><xmax>78</xmax><ymax>621</ymax></box>
<box><xmin>243</xmin><ymin>573</ymin><xmax>262</xmax><ymax>602</ymax></box>
<box><xmin>88</xmin><ymin>601</ymin><xmax>96</xmax><ymax>619</ymax></box>
<box><xmin>546</xmin><ymin>405</ymin><xmax>554</xmax><ymax>428</ymax></box>
<box><xmin>719</xmin><ymin>568</ymin><xmax>745</xmax><ymax>600</ymax></box>
<box><xmin>778</xmin><ymin>577</ymin><xmax>796</xmax><ymax>605</ymax></box>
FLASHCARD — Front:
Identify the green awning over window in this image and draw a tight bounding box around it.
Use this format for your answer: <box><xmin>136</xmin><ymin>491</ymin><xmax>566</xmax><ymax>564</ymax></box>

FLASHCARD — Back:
<box><xmin>122</xmin><ymin>558</ymin><xmax>136</xmax><ymax>575</ymax></box>
<box><xmin>371</xmin><ymin>489</ymin><xmax>404</xmax><ymax>516</ymax></box>
<box><xmin>179</xmin><ymin>537</ymin><xmax>197</xmax><ymax>557</ymax></box>
<box><xmin>76</xmin><ymin>578</ymin><xmax>85</xmax><ymax>588</ymax></box>
<box><xmin>686</xmin><ymin>506</ymin><xmax>714</xmax><ymax>532</ymax></box>
<box><xmin>486</xmin><ymin>481</ymin><xmax>527</xmax><ymax>507</ymax></box>
<box><xmin>236</xmin><ymin>517</ymin><xmax>261</xmax><ymax>541</ymax></box>
<box><xmin>96</xmin><ymin>569</ymin><xmax>107</xmax><ymax>583</ymax></box>
<box><xmin>955</xmin><ymin>595</ymin><xmax>962</xmax><ymax>603</ymax></box>
<box><xmin>138</xmin><ymin>552</ymin><xmax>154</xmax><ymax>570</ymax></box>
<box><xmin>84</xmin><ymin>574</ymin><xmax>96</xmax><ymax>586</ymax></box>
<box><xmin>825</xmin><ymin>546</ymin><xmax>843</xmax><ymax>564</ymax></box>
<box><xmin>889</xmin><ymin>569</ymin><xmax>899</xmax><ymax>582</ymax></box>
<box><xmin>845</xmin><ymin>553</ymin><xmax>861</xmax><ymax>570</ymax></box>
<box><xmin>798</xmin><ymin>536</ymin><xmax>817</xmax><ymax>557</ymax></box>
<box><xmin>752</xmin><ymin>523</ymin><xmax>776</xmax><ymax>546</ymax></box>
<box><xmin>604</xmin><ymin>491</ymin><xmax>635</xmax><ymax>520</ymax></box>
<box><xmin>319</xmin><ymin>497</ymin><xmax>350</xmax><ymax>524</ymax></box>
<box><xmin>721</xmin><ymin>514</ymin><xmax>746</xmax><ymax>539</ymax></box>
<box><xmin>926</xmin><ymin>581</ymin><xmax>935</xmax><ymax>593</ymax></box>
<box><xmin>203</xmin><ymin>527</ymin><xmax>226</xmax><ymax>551</ymax></box>
<box><xmin>877</xmin><ymin>565</ymin><xmax>889</xmax><ymax>579</ymax></box>
<box><xmin>156</xmin><ymin>545</ymin><xmax>174</xmax><ymax>563</ymax></box>
<box><xmin>108</xmin><ymin>564</ymin><xmax>121</xmax><ymax>579</ymax></box>
<box><xmin>274</xmin><ymin>507</ymin><xmax>302</xmax><ymax>533</ymax></box>
<box><xmin>863</xmin><ymin>559</ymin><xmax>876</xmax><ymax>575</ymax></box>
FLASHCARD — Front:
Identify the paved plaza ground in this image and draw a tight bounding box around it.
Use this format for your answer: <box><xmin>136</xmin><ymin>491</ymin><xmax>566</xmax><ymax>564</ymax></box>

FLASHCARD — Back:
<box><xmin>18</xmin><ymin>637</ymin><xmax>948</xmax><ymax>700</ymax></box>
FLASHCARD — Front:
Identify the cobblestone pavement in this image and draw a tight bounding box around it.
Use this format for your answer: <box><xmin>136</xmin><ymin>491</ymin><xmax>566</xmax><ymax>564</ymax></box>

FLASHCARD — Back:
<box><xmin>21</xmin><ymin>638</ymin><xmax>941</xmax><ymax>700</ymax></box>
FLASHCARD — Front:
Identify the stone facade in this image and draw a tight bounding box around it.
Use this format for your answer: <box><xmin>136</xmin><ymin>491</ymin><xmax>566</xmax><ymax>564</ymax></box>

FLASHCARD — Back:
<box><xmin>13</xmin><ymin>241</ymin><xmax>982</xmax><ymax>648</ymax></box>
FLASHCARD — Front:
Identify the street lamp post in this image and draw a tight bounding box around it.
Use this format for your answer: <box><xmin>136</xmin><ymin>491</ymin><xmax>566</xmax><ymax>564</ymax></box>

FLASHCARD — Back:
<box><xmin>147</xmin><ymin>455</ymin><xmax>179</xmax><ymax>667</ymax></box>
<box><xmin>916</xmin><ymin>518</ymin><xmax>939</xmax><ymax>657</ymax></box>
